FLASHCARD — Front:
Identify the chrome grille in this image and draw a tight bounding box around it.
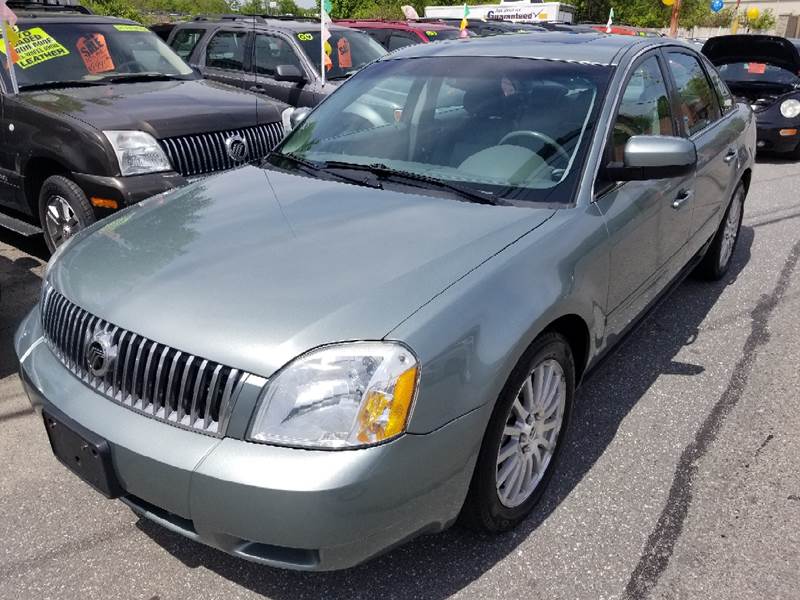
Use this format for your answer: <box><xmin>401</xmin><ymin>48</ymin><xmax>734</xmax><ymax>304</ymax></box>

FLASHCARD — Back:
<box><xmin>40</xmin><ymin>285</ymin><xmax>248</xmax><ymax>436</ymax></box>
<box><xmin>160</xmin><ymin>122</ymin><xmax>284</xmax><ymax>177</ymax></box>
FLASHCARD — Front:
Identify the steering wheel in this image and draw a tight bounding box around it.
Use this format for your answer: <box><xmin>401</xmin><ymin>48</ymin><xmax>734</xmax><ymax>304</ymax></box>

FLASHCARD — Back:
<box><xmin>499</xmin><ymin>130</ymin><xmax>571</xmax><ymax>165</ymax></box>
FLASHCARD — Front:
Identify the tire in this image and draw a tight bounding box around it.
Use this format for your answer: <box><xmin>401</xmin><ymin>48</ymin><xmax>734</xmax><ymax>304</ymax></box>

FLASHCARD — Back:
<box><xmin>38</xmin><ymin>175</ymin><xmax>96</xmax><ymax>254</ymax></box>
<box><xmin>696</xmin><ymin>182</ymin><xmax>745</xmax><ymax>281</ymax></box>
<box><xmin>460</xmin><ymin>332</ymin><xmax>575</xmax><ymax>532</ymax></box>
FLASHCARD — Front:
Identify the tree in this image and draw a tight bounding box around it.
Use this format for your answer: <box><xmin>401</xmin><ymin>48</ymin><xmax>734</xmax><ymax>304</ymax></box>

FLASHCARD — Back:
<box><xmin>747</xmin><ymin>9</ymin><xmax>776</xmax><ymax>32</ymax></box>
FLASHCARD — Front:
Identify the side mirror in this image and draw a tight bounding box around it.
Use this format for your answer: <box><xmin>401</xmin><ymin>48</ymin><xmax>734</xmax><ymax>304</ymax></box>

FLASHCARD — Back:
<box><xmin>275</xmin><ymin>64</ymin><xmax>305</xmax><ymax>83</ymax></box>
<box><xmin>604</xmin><ymin>135</ymin><xmax>697</xmax><ymax>181</ymax></box>
<box><xmin>289</xmin><ymin>106</ymin><xmax>312</xmax><ymax>129</ymax></box>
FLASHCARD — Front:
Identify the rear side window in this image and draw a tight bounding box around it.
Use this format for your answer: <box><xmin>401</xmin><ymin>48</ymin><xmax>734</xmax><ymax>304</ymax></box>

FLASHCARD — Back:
<box><xmin>610</xmin><ymin>55</ymin><xmax>673</xmax><ymax>161</ymax></box>
<box><xmin>205</xmin><ymin>30</ymin><xmax>247</xmax><ymax>71</ymax></box>
<box><xmin>387</xmin><ymin>32</ymin><xmax>420</xmax><ymax>51</ymax></box>
<box><xmin>667</xmin><ymin>52</ymin><xmax>721</xmax><ymax>136</ymax></box>
<box><xmin>170</xmin><ymin>28</ymin><xmax>204</xmax><ymax>60</ymax></box>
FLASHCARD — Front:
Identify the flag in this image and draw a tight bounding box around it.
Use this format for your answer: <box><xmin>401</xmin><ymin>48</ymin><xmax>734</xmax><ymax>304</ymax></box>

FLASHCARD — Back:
<box><xmin>320</xmin><ymin>0</ymin><xmax>332</xmax><ymax>83</ymax></box>
<box><xmin>0</xmin><ymin>0</ymin><xmax>17</xmax><ymax>27</ymax></box>
<box><xmin>605</xmin><ymin>7</ymin><xmax>614</xmax><ymax>33</ymax></box>
<box><xmin>459</xmin><ymin>3</ymin><xmax>470</xmax><ymax>38</ymax></box>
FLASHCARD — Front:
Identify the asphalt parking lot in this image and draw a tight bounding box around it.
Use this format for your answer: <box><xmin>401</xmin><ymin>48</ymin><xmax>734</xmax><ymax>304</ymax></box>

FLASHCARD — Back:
<box><xmin>1</xmin><ymin>157</ymin><xmax>799</xmax><ymax>600</ymax></box>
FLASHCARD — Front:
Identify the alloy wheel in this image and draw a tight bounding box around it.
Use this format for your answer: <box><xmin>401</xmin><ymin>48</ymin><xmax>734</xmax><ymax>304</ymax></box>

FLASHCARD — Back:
<box><xmin>718</xmin><ymin>189</ymin><xmax>743</xmax><ymax>271</ymax></box>
<box><xmin>44</xmin><ymin>195</ymin><xmax>80</xmax><ymax>249</ymax></box>
<box><xmin>496</xmin><ymin>358</ymin><xmax>566</xmax><ymax>508</ymax></box>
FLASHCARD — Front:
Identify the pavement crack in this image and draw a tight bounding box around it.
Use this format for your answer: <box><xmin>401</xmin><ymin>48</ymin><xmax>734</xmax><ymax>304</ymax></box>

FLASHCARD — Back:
<box><xmin>622</xmin><ymin>238</ymin><xmax>800</xmax><ymax>600</ymax></box>
<box><xmin>754</xmin><ymin>433</ymin><xmax>774</xmax><ymax>457</ymax></box>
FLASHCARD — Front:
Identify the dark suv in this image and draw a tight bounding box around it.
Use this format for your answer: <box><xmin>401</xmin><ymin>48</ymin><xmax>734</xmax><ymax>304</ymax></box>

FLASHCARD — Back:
<box><xmin>0</xmin><ymin>4</ymin><xmax>286</xmax><ymax>252</ymax></box>
<box><xmin>167</xmin><ymin>16</ymin><xmax>386</xmax><ymax>107</ymax></box>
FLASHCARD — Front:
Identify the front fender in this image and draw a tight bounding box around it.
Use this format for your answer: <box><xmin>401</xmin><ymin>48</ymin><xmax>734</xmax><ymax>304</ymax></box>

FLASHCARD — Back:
<box><xmin>390</xmin><ymin>203</ymin><xmax>610</xmax><ymax>434</ymax></box>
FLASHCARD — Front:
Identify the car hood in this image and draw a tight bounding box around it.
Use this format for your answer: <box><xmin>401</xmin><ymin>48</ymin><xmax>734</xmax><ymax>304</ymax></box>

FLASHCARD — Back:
<box><xmin>48</xmin><ymin>166</ymin><xmax>555</xmax><ymax>377</ymax></box>
<box><xmin>21</xmin><ymin>79</ymin><xmax>285</xmax><ymax>139</ymax></box>
<box><xmin>702</xmin><ymin>35</ymin><xmax>800</xmax><ymax>72</ymax></box>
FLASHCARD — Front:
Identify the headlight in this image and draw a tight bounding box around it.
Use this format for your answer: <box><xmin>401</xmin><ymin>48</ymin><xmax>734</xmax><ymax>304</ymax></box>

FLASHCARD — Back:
<box><xmin>780</xmin><ymin>99</ymin><xmax>800</xmax><ymax>119</ymax></box>
<box><xmin>249</xmin><ymin>342</ymin><xmax>419</xmax><ymax>449</ymax></box>
<box><xmin>103</xmin><ymin>130</ymin><xmax>172</xmax><ymax>176</ymax></box>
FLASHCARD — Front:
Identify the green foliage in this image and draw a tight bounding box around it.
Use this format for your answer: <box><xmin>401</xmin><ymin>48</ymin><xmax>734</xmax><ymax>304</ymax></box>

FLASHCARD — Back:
<box><xmin>84</xmin><ymin>0</ymin><xmax>145</xmax><ymax>23</ymax></box>
<box><xmin>746</xmin><ymin>9</ymin><xmax>776</xmax><ymax>32</ymax></box>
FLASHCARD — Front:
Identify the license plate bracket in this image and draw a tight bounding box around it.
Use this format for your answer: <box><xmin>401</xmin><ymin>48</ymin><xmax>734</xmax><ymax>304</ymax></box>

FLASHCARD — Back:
<box><xmin>43</xmin><ymin>410</ymin><xmax>123</xmax><ymax>499</ymax></box>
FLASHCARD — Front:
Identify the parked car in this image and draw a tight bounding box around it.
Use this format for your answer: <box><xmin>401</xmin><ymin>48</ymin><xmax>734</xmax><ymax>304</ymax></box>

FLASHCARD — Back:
<box><xmin>167</xmin><ymin>15</ymin><xmax>386</xmax><ymax>107</ymax></box>
<box><xmin>17</xmin><ymin>32</ymin><xmax>754</xmax><ymax>571</ymax></box>
<box><xmin>335</xmin><ymin>19</ymin><xmax>469</xmax><ymax>51</ymax></box>
<box><xmin>0</xmin><ymin>4</ymin><xmax>287</xmax><ymax>252</ymax></box>
<box><xmin>420</xmin><ymin>18</ymin><xmax>546</xmax><ymax>36</ymax></box>
<box><xmin>149</xmin><ymin>22</ymin><xmax>176</xmax><ymax>41</ymax></box>
<box><xmin>703</xmin><ymin>34</ymin><xmax>800</xmax><ymax>157</ymax></box>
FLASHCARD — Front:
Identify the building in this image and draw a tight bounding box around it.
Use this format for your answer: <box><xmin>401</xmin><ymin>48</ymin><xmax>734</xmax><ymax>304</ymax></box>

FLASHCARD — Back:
<box><xmin>725</xmin><ymin>0</ymin><xmax>800</xmax><ymax>36</ymax></box>
<box><xmin>424</xmin><ymin>1</ymin><xmax>575</xmax><ymax>24</ymax></box>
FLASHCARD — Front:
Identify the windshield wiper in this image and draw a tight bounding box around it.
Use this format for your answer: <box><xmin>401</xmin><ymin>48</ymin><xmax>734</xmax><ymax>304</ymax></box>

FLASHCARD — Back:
<box><xmin>100</xmin><ymin>73</ymin><xmax>187</xmax><ymax>84</ymax></box>
<box><xmin>266</xmin><ymin>152</ymin><xmax>381</xmax><ymax>188</ymax></box>
<box><xmin>320</xmin><ymin>161</ymin><xmax>506</xmax><ymax>205</ymax></box>
<box><xmin>19</xmin><ymin>80</ymin><xmax>106</xmax><ymax>91</ymax></box>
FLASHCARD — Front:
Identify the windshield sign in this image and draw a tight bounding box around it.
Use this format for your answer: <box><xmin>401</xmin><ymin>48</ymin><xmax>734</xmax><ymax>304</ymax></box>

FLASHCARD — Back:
<box><xmin>1</xmin><ymin>23</ymin><xmax>193</xmax><ymax>89</ymax></box>
<box><xmin>278</xmin><ymin>57</ymin><xmax>610</xmax><ymax>203</ymax></box>
<box><xmin>295</xmin><ymin>29</ymin><xmax>386</xmax><ymax>80</ymax></box>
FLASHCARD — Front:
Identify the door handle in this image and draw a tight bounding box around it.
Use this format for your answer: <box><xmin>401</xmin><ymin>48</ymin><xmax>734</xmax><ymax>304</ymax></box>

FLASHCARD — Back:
<box><xmin>249</xmin><ymin>85</ymin><xmax>266</xmax><ymax>93</ymax></box>
<box><xmin>723</xmin><ymin>149</ymin><xmax>737</xmax><ymax>164</ymax></box>
<box><xmin>672</xmin><ymin>190</ymin><xmax>693</xmax><ymax>210</ymax></box>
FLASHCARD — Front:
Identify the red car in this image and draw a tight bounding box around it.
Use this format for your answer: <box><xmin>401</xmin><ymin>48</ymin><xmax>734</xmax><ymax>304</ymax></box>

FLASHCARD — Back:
<box><xmin>335</xmin><ymin>19</ymin><xmax>468</xmax><ymax>51</ymax></box>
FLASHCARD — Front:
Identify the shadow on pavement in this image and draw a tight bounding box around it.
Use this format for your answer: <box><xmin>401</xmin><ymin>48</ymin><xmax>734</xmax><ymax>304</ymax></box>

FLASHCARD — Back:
<box><xmin>0</xmin><ymin>230</ymin><xmax>47</xmax><ymax>379</ymax></box>
<box><xmin>137</xmin><ymin>227</ymin><xmax>754</xmax><ymax>600</ymax></box>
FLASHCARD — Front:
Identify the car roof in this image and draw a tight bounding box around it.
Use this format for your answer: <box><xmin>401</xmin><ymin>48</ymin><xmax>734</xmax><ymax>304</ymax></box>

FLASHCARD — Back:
<box><xmin>336</xmin><ymin>20</ymin><xmax>457</xmax><ymax>31</ymax></box>
<box><xmin>16</xmin><ymin>11</ymin><xmax>132</xmax><ymax>24</ymax></box>
<box><xmin>383</xmin><ymin>31</ymin><xmax>673</xmax><ymax>66</ymax></box>
<box><xmin>182</xmin><ymin>16</ymin><xmax>352</xmax><ymax>33</ymax></box>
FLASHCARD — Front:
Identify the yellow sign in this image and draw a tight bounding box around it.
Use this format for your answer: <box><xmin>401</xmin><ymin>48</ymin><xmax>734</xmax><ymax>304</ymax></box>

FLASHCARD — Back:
<box><xmin>113</xmin><ymin>24</ymin><xmax>149</xmax><ymax>32</ymax></box>
<box><xmin>0</xmin><ymin>27</ymin><xmax>69</xmax><ymax>69</ymax></box>
<box><xmin>297</xmin><ymin>32</ymin><xmax>313</xmax><ymax>41</ymax></box>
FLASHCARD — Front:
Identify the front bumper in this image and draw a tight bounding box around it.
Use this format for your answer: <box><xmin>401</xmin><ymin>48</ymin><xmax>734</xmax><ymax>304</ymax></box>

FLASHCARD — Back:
<box><xmin>755</xmin><ymin>116</ymin><xmax>800</xmax><ymax>154</ymax></box>
<box><xmin>71</xmin><ymin>171</ymin><xmax>188</xmax><ymax>212</ymax></box>
<box><xmin>15</xmin><ymin>308</ymin><xmax>482</xmax><ymax>571</ymax></box>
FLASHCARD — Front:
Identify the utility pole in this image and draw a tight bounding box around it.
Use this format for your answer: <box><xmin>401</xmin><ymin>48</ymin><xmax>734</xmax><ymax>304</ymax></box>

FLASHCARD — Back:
<box><xmin>668</xmin><ymin>0</ymin><xmax>682</xmax><ymax>38</ymax></box>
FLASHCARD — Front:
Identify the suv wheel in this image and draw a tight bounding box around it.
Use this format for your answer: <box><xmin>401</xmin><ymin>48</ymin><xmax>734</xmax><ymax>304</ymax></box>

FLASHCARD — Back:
<box><xmin>38</xmin><ymin>175</ymin><xmax>96</xmax><ymax>253</ymax></box>
<box><xmin>460</xmin><ymin>332</ymin><xmax>575</xmax><ymax>532</ymax></box>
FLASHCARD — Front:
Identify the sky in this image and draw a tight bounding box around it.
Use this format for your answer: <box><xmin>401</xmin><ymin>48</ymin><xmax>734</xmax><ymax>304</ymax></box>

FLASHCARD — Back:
<box><xmin>296</xmin><ymin>0</ymin><xmax>315</xmax><ymax>7</ymax></box>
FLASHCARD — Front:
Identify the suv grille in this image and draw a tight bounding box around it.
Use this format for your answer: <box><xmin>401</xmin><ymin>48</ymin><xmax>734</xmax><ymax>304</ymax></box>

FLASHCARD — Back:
<box><xmin>40</xmin><ymin>285</ymin><xmax>249</xmax><ymax>436</ymax></box>
<box><xmin>160</xmin><ymin>123</ymin><xmax>284</xmax><ymax>177</ymax></box>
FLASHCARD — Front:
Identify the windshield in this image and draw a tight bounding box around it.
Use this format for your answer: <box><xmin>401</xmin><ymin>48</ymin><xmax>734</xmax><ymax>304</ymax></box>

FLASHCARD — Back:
<box><xmin>424</xmin><ymin>29</ymin><xmax>466</xmax><ymax>41</ymax></box>
<box><xmin>0</xmin><ymin>22</ymin><xmax>193</xmax><ymax>89</ymax></box>
<box><xmin>277</xmin><ymin>56</ymin><xmax>610</xmax><ymax>203</ymax></box>
<box><xmin>718</xmin><ymin>62</ymin><xmax>800</xmax><ymax>86</ymax></box>
<box><xmin>295</xmin><ymin>29</ymin><xmax>386</xmax><ymax>80</ymax></box>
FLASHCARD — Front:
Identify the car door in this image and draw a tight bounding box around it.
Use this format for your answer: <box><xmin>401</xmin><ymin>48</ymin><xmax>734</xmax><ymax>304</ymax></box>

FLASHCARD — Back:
<box><xmin>664</xmin><ymin>49</ymin><xmax>734</xmax><ymax>256</ymax></box>
<box><xmin>252</xmin><ymin>32</ymin><xmax>310</xmax><ymax>106</ymax></box>
<box><xmin>594</xmin><ymin>52</ymin><xmax>696</xmax><ymax>338</ymax></box>
<box><xmin>201</xmin><ymin>28</ymin><xmax>253</xmax><ymax>91</ymax></box>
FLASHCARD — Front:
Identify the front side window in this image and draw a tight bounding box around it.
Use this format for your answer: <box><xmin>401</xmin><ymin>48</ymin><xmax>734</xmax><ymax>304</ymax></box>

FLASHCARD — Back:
<box><xmin>170</xmin><ymin>28</ymin><xmax>204</xmax><ymax>60</ymax></box>
<box><xmin>707</xmin><ymin>65</ymin><xmax>735</xmax><ymax>114</ymax></box>
<box><xmin>254</xmin><ymin>34</ymin><xmax>302</xmax><ymax>77</ymax></box>
<box><xmin>205</xmin><ymin>30</ymin><xmax>247</xmax><ymax>71</ymax></box>
<box><xmin>0</xmin><ymin>23</ymin><xmax>193</xmax><ymax>89</ymax></box>
<box><xmin>277</xmin><ymin>57</ymin><xmax>610</xmax><ymax>203</ymax></box>
<box><xmin>667</xmin><ymin>51</ymin><xmax>721</xmax><ymax>136</ymax></box>
<box><xmin>294</xmin><ymin>29</ymin><xmax>386</xmax><ymax>80</ymax></box>
<box><xmin>610</xmin><ymin>55</ymin><xmax>673</xmax><ymax>161</ymax></box>
<box><xmin>387</xmin><ymin>32</ymin><xmax>421</xmax><ymax>51</ymax></box>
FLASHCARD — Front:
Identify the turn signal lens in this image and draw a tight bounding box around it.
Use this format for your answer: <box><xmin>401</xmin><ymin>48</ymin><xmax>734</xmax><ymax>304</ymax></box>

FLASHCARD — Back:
<box><xmin>779</xmin><ymin>128</ymin><xmax>798</xmax><ymax>137</ymax></box>
<box><xmin>90</xmin><ymin>197</ymin><xmax>119</xmax><ymax>209</ymax></box>
<box><xmin>357</xmin><ymin>365</ymin><xmax>418</xmax><ymax>444</ymax></box>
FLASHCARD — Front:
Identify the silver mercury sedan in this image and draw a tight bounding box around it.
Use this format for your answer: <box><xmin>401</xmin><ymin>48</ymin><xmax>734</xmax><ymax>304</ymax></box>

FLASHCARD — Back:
<box><xmin>16</xmin><ymin>32</ymin><xmax>755</xmax><ymax>571</ymax></box>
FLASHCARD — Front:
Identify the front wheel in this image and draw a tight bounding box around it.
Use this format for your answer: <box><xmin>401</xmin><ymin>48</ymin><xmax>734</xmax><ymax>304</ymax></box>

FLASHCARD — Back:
<box><xmin>696</xmin><ymin>182</ymin><xmax>745</xmax><ymax>280</ymax></box>
<box><xmin>460</xmin><ymin>332</ymin><xmax>575</xmax><ymax>532</ymax></box>
<box><xmin>38</xmin><ymin>175</ymin><xmax>96</xmax><ymax>254</ymax></box>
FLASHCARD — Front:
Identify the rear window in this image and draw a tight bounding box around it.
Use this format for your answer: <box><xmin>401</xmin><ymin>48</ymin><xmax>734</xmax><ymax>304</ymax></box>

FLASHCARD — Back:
<box><xmin>294</xmin><ymin>29</ymin><xmax>386</xmax><ymax>80</ymax></box>
<box><xmin>718</xmin><ymin>62</ymin><xmax>800</xmax><ymax>85</ymax></box>
<box><xmin>170</xmin><ymin>28</ymin><xmax>204</xmax><ymax>60</ymax></box>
